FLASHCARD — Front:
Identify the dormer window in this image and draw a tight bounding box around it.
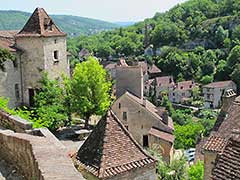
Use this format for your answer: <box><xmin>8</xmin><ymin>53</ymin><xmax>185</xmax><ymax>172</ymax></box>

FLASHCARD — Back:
<box><xmin>44</xmin><ymin>18</ymin><xmax>53</xmax><ymax>31</ymax></box>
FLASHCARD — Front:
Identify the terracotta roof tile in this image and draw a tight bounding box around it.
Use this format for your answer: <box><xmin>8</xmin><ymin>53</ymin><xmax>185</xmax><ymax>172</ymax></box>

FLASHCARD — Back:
<box><xmin>203</xmin><ymin>135</ymin><xmax>228</xmax><ymax>152</ymax></box>
<box><xmin>212</xmin><ymin>97</ymin><xmax>240</xmax><ymax>138</ymax></box>
<box><xmin>211</xmin><ymin>133</ymin><xmax>240</xmax><ymax>180</ymax></box>
<box><xmin>16</xmin><ymin>8</ymin><xmax>66</xmax><ymax>37</ymax></box>
<box><xmin>0</xmin><ymin>30</ymin><xmax>18</xmax><ymax>52</ymax></box>
<box><xmin>77</xmin><ymin>110</ymin><xmax>156</xmax><ymax>179</ymax></box>
<box><xmin>155</xmin><ymin>76</ymin><xmax>175</xmax><ymax>88</ymax></box>
<box><xmin>149</xmin><ymin>127</ymin><xmax>175</xmax><ymax>143</ymax></box>
<box><xmin>203</xmin><ymin>81</ymin><xmax>234</xmax><ymax>88</ymax></box>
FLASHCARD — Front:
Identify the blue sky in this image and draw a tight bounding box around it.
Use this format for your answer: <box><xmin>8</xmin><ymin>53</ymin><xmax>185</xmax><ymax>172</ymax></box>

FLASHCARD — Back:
<box><xmin>1</xmin><ymin>0</ymin><xmax>187</xmax><ymax>22</ymax></box>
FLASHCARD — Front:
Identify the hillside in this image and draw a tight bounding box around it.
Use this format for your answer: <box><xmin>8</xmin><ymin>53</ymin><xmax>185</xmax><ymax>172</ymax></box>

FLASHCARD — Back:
<box><xmin>0</xmin><ymin>10</ymin><xmax>119</xmax><ymax>36</ymax></box>
<box><xmin>68</xmin><ymin>0</ymin><xmax>240</xmax><ymax>89</ymax></box>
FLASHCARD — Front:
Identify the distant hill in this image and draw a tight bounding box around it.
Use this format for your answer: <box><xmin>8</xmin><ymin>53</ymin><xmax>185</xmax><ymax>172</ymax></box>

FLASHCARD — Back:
<box><xmin>0</xmin><ymin>10</ymin><xmax>119</xmax><ymax>37</ymax></box>
<box><xmin>114</xmin><ymin>21</ymin><xmax>136</xmax><ymax>27</ymax></box>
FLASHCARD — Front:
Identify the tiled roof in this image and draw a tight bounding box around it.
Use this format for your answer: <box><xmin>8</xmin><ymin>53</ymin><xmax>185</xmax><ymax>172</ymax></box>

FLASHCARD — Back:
<box><xmin>148</xmin><ymin>64</ymin><xmax>161</xmax><ymax>74</ymax></box>
<box><xmin>211</xmin><ymin>97</ymin><xmax>240</xmax><ymax>138</ymax></box>
<box><xmin>211</xmin><ymin>133</ymin><xmax>240</xmax><ymax>180</ymax></box>
<box><xmin>16</xmin><ymin>8</ymin><xmax>66</xmax><ymax>37</ymax></box>
<box><xmin>149</xmin><ymin>127</ymin><xmax>175</xmax><ymax>143</ymax></box>
<box><xmin>203</xmin><ymin>135</ymin><xmax>228</xmax><ymax>152</ymax></box>
<box><xmin>203</xmin><ymin>81</ymin><xmax>234</xmax><ymax>88</ymax></box>
<box><xmin>175</xmin><ymin>80</ymin><xmax>195</xmax><ymax>90</ymax></box>
<box><xmin>155</xmin><ymin>76</ymin><xmax>175</xmax><ymax>87</ymax></box>
<box><xmin>0</xmin><ymin>30</ymin><xmax>18</xmax><ymax>52</ymax></box>
<box><xmin>77</xmin><ymin>110</ymin><xmax>156</xmax><ymax>179</ymax></box>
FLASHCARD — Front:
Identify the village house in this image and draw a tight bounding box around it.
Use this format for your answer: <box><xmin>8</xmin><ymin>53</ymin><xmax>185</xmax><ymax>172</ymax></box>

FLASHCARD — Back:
<box><xmin>0</xmin><ymin>8</ymin><xmax>69</xmax><ymax>108</ymax></box>
<box><xmin>76</xmin><ymin>110</ymin><xmax>157</xmax><ymax>180</ymax></box>
<box><xmin>113</xmin><ymin>65</ymin><xmax>174</xmax><ymax>163</ymax></box>
<box><xmin>169</xmin><ymin>80</ymin><xmax>197</xmax><ymax>104</ymax></box>
<box><xmin>154</xmin><ymin>76</ymin><xmax>175</xmax><ymax>101</ymax></box>
<box><xmin>202</xmin><ymin>80</ymin><xmax>237</xmax><ymax>109</ymax></box>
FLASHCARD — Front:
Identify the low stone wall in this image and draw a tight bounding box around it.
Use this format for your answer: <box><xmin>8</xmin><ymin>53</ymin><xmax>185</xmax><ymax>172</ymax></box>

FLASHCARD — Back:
<box><xmin>0</xmin><ymin>129</ymin><xmax>84</xmax><ymax>180</ymax></box>
<box><xmin>0</xmin><ymin>109</ymin><xmax>84</xmax><ymax>179</ymax></box>
<box><xmin>0</xmin><ymin>109</ymin><xmax>33</xmax><ymax>132</ymax></box>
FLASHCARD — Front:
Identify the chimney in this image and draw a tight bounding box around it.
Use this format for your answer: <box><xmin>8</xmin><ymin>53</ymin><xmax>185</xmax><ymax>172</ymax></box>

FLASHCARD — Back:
<box><xmin>221</xmin><ymin>89</ymin><xmax>237</xmax><ymax>113</ymax></box>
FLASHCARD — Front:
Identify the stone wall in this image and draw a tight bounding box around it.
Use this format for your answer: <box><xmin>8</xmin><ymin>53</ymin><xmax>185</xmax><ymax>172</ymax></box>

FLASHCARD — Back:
<box><xmin>110</xmin><ymin>164</ymin><xmax>157</xmax><ymax>180</ymax></box>
<box><xmin>0</xmin><ymin>110</ymin><xmax>84</xmax><ymax>179</ymax></box>
<box><xmin>204</xmin><ymin>151</ymin><xmax>217</xmax><ymax>180</ymax></box>
<box><xmin>0</xmin><ymin>129</ymin><xmax>84</xmax><ymax>180</ymax></box>
<box><xmin>0</xmin><ymin>55</ymin><xmax>22</xmax><ymax>108</ymax></box>
<box><xmin>0</xmin><ymin>109</ymin><xmax>33</xmax><ymax>132</ymax></box>
<box><xmin>116</xmin><ymin>66</ymin><xmax>143</xmax><ymax>99</ymax></box>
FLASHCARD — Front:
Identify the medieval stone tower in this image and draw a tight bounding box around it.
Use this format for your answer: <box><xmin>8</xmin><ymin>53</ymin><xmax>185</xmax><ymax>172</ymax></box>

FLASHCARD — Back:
<box><xmin>14</xmin><ymin>8</ymin><xmax>69</xmax><ymax>106</ymax></box>
<box><xmin>0</xmin><ymin>8</ymin><xmax>69</xmax><ymax>107</ymax></box>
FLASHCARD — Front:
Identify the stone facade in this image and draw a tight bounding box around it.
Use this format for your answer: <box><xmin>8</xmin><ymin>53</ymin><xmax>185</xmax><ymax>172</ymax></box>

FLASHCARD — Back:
<box><xmin>0</xmin><ymin>8</ymin><xmax>69</xmax><ymax>108</ymax></box>
<box><xmin>202</xmin><ymin>81</ymin><xmax>237</xmax><ymax>109</ymax></box>
<box><xmin>112</xmin><ymin>92</ymin><xmax>174</xmax><ymax>162</ymax></box>
<box><xmin>204</xmin><ymin>151</ymin><xmax>218</xmax><ymax>180</ymax></box>
<box><xmin>116</xmin><ymin>66</ymin><xmax>143</xmax><ymax>99</ymax></box>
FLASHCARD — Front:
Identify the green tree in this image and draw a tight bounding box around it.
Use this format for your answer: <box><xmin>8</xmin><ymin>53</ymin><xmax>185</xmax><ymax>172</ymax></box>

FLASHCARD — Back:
<box><xmin>34</xmin><ymin>74</ymin><xmax>67</xmax><ymax>131</ymax></box>
<box><xmin>188</xmin><ymin>161</ymin><xmax>204</xmax><ymax>180</ymax></box>
<box><xmin>230</xmin><ymin>63</ymin><xmax>240</xmax><ymax>92</ymax></box>
<box><xmin>71</xmin><ymin>57</ymin><xmax>112</xmax><ymax>128</ymax></box>
<box><xmin>174</xmin><ymin>122</ymin><xmax>204</xmax><ymax>149</ymax></box>
<box><xmin>0</xmin><ymin>48</ymin><xmax>14</xmax><ymax>71</ymax></box>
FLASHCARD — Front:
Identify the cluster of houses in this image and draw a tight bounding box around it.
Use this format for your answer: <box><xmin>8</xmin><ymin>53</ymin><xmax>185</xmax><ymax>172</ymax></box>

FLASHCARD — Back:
<box><xmin>0</xmin><ymin>7</ymin><xmax>240</xmax><ymax>180</ymax></box>
<box><xmin>103</xmin><ymin>59</ymin><xmax>237</xmax><ymax>109</ymax></box>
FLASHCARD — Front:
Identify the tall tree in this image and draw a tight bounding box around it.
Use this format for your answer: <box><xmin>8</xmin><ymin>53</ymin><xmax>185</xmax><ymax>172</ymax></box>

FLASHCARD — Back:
<box><xmin>71</xmin><ymin>57</ymin><xmax>112</xmax><ymax>128</ymax></box>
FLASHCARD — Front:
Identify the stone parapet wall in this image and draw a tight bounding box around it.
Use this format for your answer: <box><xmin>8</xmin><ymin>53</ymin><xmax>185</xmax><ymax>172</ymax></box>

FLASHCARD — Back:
<box><xmin>0</xmin><ymin>130</ymin><xmax>84</xmax><ymax>180</ymax></box>
<box><xmin>0</xmin><ymin>109</ymin><xmax>33</xmax><ymax>132</ymax></box>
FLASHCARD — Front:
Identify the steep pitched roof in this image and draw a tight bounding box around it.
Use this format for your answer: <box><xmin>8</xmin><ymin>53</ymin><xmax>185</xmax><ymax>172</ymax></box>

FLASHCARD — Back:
<box><xmin>211</xmin><ymin>132</ymin><xmax>240</xmax><ymax>180</ymax></box>
<box><xmin>77</xmin><ymin>110</ymin><xmax>156</xmax><ymax>179</ymax></box>
<box><xmin>211</xmin><ymin>96</ymin><xmax>240</xmax><ymax>138</ymax></box>
<box><xmin>16</xmin><ymin>8</ymin><xmax>66</xmax><ymax>37</ymax></box>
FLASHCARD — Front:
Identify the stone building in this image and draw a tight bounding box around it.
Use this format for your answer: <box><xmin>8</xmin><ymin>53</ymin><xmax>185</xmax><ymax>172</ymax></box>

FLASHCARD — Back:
<box><xmin>112</xmin><ymin>92</ymin><xmax>174</xmax><ymax>163</ymax></box>
<box><xmin>76</xmin><ymin>110</ymin><xmax>157</xmax><ymax>180</ymax></box>
<box><xmin>116</xmin><ymin>66</ymin><xmax>143</xmax><ymax>99</ymax></box>
<box><xmin>0</xmin><ymin>8</ymin><xmax>69</xmax><ymax>108</ymax></box>
<box><xmin>154</xmin><ymin>76</ymin><xmax>175</xmax><ymax>101</ymax></box>
<box><xmin>202</xmin><ymin>80</ymin><xmax>236</xmax><ymax>109</ymax></box>
<box><xmin>169</xmin><ymin>80</ymin><xmax>197</xmax><ymax>103</ymax></box>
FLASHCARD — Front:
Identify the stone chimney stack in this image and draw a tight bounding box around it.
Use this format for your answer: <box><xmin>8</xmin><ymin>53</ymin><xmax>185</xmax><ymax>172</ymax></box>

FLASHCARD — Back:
<box><xmin>221</xmin><ymin>89</ymin><xmax>237</xmax><ymax>113</ymax></box>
